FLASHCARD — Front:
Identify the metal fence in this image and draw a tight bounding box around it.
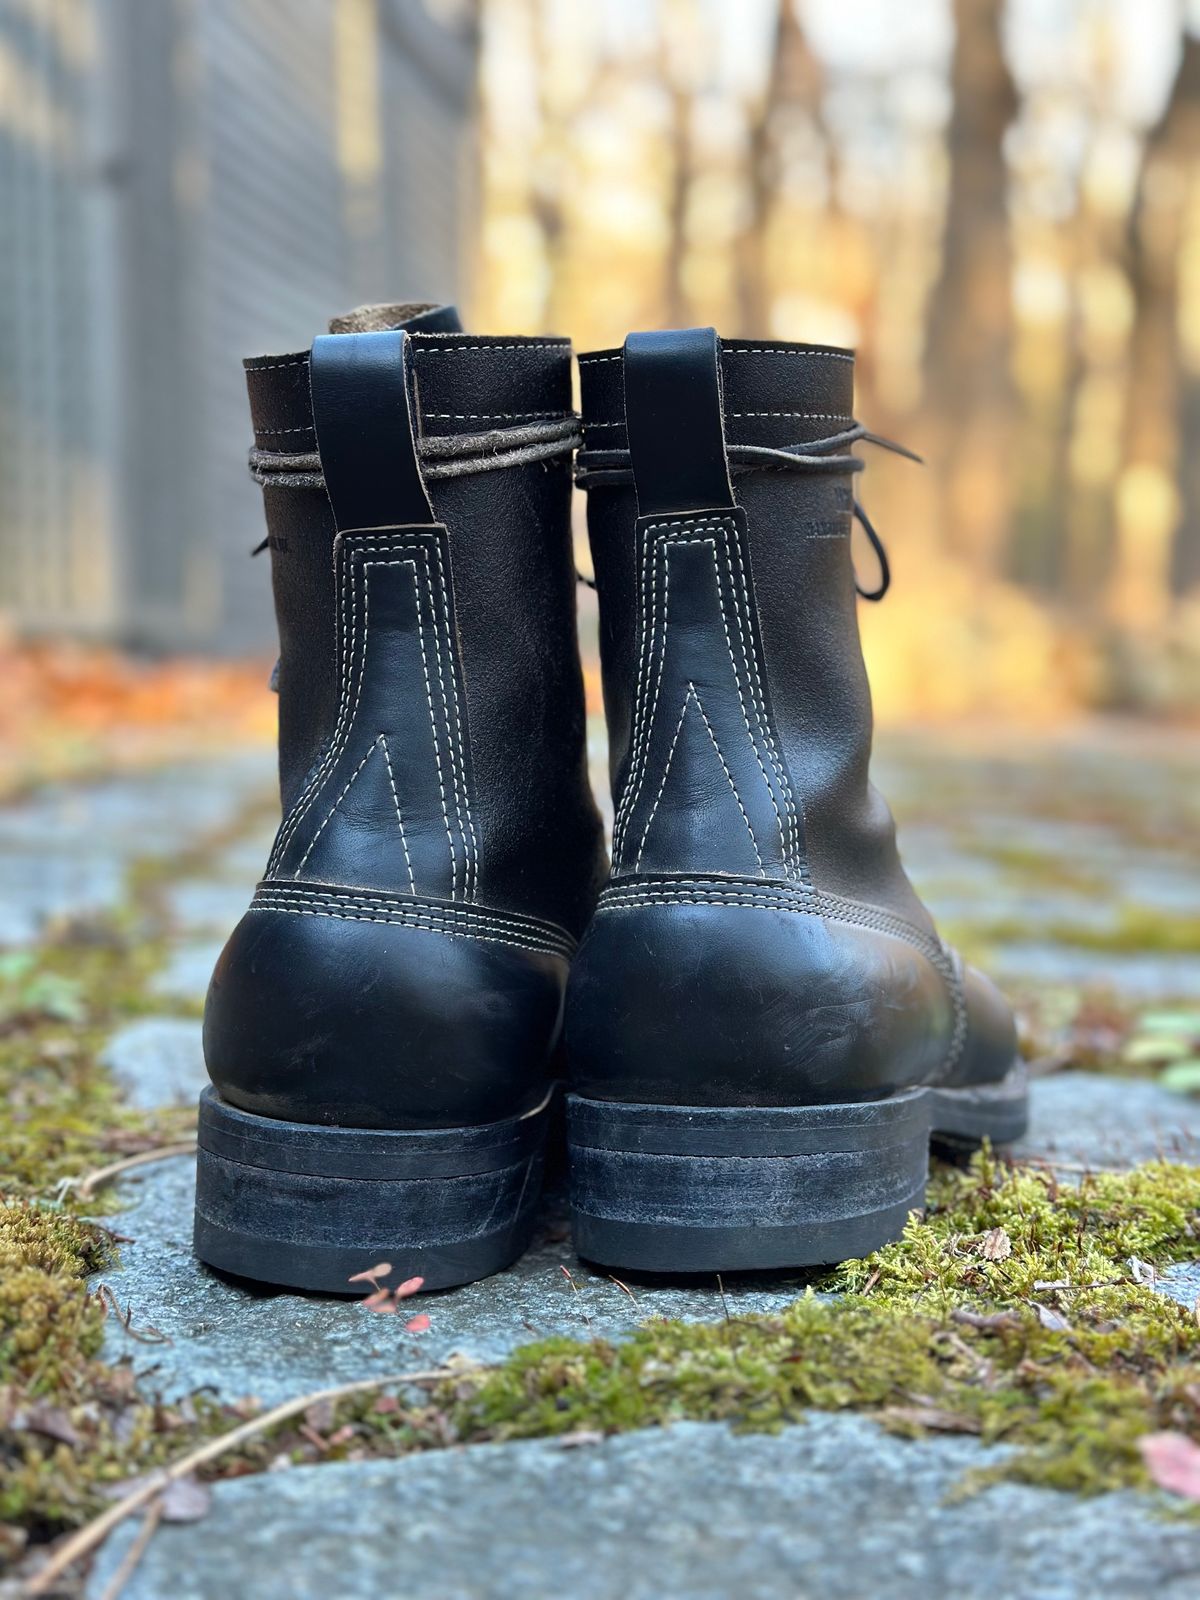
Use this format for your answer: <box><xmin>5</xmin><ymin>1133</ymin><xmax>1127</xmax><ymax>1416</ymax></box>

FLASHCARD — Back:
<box><xmin>0</xmin><ymin>0</ymin><xmax>477</xmax><ymax>652</ymax></box>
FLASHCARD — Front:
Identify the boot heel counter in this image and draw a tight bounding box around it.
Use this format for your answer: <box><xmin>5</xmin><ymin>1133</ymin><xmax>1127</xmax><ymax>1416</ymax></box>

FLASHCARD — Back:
<box><xmin>203</xmin><ymin>899</ymin><xmax>570</xmax><ymax>1129</ymax></box>
<box><xmin>566</xmin><ymin>894</ymin><xmax>956</xmax><ymax>1109</ymax></box>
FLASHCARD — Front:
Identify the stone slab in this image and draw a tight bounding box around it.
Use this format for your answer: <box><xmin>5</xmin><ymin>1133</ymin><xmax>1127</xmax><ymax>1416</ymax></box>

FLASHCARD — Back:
<box><xmin>91</xmin><ymin>1071</ymin><xmax>1200</xmax><ymax>1408</ymax></box>
<box><xmin>101</xmin><ymin>1019</ymin><xmax>207</xmax><ymax>1110</ymax></box>
<box><xmin>85</xmin><ymin>1417</ymin><xmax>1200</xmax><ymax>1600</ymax></box>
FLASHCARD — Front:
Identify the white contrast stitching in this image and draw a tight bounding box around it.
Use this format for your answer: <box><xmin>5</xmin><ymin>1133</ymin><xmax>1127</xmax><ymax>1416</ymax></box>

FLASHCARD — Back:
<box><xmin>253</xmin><ymin>882</ymin><xmax>573</xmax><ymax>950</ymax></box>
<box><xmin>269</xmin><ymin>535</ymin><xmax>473</xmax><ymax>901</ymax></box>
<box><xmin>424</xmin><ymin>538</ymin><xmax>478</xmax><ymax>901</ymax></box>
<box><xmin>628</xmin><ymin>524</ymin><xmax>792</xmax><ymax>873</ymax></box>
<box><xmin>294</xmin><ymin>739</ymin><xmax>379</xmax><ymax>877</ymax></box>
<box><xmin>728</xmin><ymin>412</ymin><xmax>852</xmax><ymax>420</ymax></box>
<box><xmin>250</xmin><ymin>902</ymin><xmax>566</xmax><ymax>956</ymax></box>
<box><xmin>378</xmin><ymin>734</ymin><xmax>416</xmax><ymax>894</ymax></box>
<box><xmin>611</xmin><ymin>519</ymin><xmax>669</xmax><ymax>863</ymax></box>
<box><xmin>246</xmin><ymin>356</ymin><xmax>308</xmax><ymax>373</ymax></box>
<box><xmin>720</xmin><ymin>515</ymin><xmax>803</xmax><ymax>875</ymax></box>
<box><xmin>253</xmin><ymin>898</ymin><xmax>570</xmax><ymax>953</ymax></box>
<box><xmin>377</xmin><ymin>555</ymin><xmax>459</xmax><ymax>898</ymax></box>
<box><xmin>413</xmin><ymin>342</ymin><xmax>568</xmax><ymax>354</ymax></box>
<box><xmin>575</xmin><ymin>354</ymin><xmax>622</xmax><ymax>365</ymax></box>
<box><xmin>725</xmin><ymin>347</ymin><xmax>853</xmax><ymax>363</ymax></box>
<box><xmin>253</xmin><ymin>426</ymin><xmax>316</xmax><ymax>436</ymax></box>
<box><xmin>632</xmin><ymin>683</ymin><xmax>693</xmax><ymax>872</ymax></box>
<box><xmin>689</xmin><ymin>685</ymin><xmax>765</xmax><ymax>870</ymax></box>
<box><xmin>425</xmin><ymin>411</ymin><xmax>560</xmax><ymax>420</ymax></box>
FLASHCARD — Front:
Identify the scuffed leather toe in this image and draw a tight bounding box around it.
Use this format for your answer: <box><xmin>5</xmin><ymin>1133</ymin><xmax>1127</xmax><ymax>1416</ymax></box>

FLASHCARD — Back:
<box><xmin>951</xmin><ymin>960</ymin><xmax>1018</xmax><ymax>1087</ymax></box>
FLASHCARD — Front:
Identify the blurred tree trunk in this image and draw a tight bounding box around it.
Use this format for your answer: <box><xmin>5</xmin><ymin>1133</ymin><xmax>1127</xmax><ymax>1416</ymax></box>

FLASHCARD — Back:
<box><xmin>735</xmin><ymin>0</ymin><xmax>827</xmax><ymax>337</ymax></box>
<box><xmin>663</xmin><ymin>76</ymin><xmax>692</xmax><ymax>326</ymax></box>
<box><xmin>1109</xmin><ymin>33</ymin><xmax>1200</xmax><ymax>631</ymax></box>
<box><xmin>924</xmin><ymin>0</ymin><xmax>1017</xmax><ymax>574</ymax></box>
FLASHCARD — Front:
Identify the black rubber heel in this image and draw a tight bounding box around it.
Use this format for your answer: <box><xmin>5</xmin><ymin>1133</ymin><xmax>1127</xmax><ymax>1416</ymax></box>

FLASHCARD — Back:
<box><xmin>193</xmin><ymin>1085</ymin><xmax>553</xmax><ymax>1294</ymax></box>
<box><xmin>567</xmin><ymin>1088</ymin><xmax>931</xmax><ymax>1274</ymax></box>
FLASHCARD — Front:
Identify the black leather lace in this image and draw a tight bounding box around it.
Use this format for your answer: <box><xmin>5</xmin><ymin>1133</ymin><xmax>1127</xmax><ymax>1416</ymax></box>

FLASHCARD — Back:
<box><xmin>574</xmin><ymin>424</ymin><xmax>919</xmax><ymax>602</ymax></box>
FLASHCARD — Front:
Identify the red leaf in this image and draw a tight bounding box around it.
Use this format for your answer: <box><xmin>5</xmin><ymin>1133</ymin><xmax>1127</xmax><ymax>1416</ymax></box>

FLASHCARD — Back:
<box><xmin>405</xmin><ymin>1313</ymin><xmax>431</xmax><ymax>1333</ymax></box>
<box><xmin>394</xmin><ymin>1276</ymin><xmax>425</xmax><ymax>1299</ymax></box>
<box><xmin>1141</xmin><ymin>1432</ymin><xmax>1200</xmax><ymax>1499</ymax></box>
<box><xmin>361</xmin><ymin>1289</ymin><xmax>399</xmax><ymax>1313</ymax></box>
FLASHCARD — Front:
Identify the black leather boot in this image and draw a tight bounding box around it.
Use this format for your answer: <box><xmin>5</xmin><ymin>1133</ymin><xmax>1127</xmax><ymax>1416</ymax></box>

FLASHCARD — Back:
<box><xmin>194</xmin><ymin>304</ymin><xmax>606</xmax><ymax>1293</ymax></box>
<box><xmin>566</xmin><ymin>327</ymin><xmax>1027</xmax><ymax>1273</ymax></box>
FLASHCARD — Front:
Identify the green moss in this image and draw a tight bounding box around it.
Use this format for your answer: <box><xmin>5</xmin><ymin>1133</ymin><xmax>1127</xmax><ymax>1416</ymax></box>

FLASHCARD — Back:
<box><xmin>6</xmin><ymin>1147</ymin><xmax>1200</xmax><ymax>1560</ymax></box>
<box><xmin>0</xmin><ymin>930</ymin><xmax>194</xmax><ymax>1196</ymax></box>
<box><xmin>413</xmin><ymin>1154</ymin><xmax>1200</xmax><ymax>1498</ymax></box>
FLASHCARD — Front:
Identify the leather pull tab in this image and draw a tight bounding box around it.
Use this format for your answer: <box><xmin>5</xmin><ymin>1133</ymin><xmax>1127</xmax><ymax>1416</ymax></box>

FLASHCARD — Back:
<box><xmin>309</xmin><ymin>329</ymin><xmax>435</xmax><ymax>532</ymax></box>
<box><xmin>623</xmin><ymin>328</ymin><xmax>736</xmax><ymax>516</ymax></box>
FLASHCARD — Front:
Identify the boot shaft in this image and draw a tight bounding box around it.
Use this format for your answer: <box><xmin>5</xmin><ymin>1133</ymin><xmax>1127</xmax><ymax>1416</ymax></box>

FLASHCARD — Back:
<box><xmin>244</xmin><ymin>305</ymin><xmax>604</xmax><ymax>937</ymax></box>
<box><xmin>577</xmin><ymin>331</ymin><xmax>929</xmax><ymax>930</ymax></box>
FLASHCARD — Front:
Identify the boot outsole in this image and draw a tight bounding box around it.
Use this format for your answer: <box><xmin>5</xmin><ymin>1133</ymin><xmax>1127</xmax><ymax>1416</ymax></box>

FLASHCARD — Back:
<box><xmin>567</xmin><ymin>1064</ymin><xmax>1028</xmax><ymax>1275</ymax></box>
<box><xmin>192</xmin><ymin>1084</ymin><xmax>554</xmax><ymax>1294</ymax></box>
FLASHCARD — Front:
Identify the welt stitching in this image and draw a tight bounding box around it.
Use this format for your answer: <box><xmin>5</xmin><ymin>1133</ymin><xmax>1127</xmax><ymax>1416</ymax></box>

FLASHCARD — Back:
<box><xmin>294</xmin><ymin>738</ymin><xmax>379</xmax><ymax>877</ymax></box>
<box><xmin>631</xmin><ymin>681</ymin><xmax>693</xmax><ymax>872</ymax></box>
<box><xmin>249</xmin><ymin>903</ymin><xmax>566</xmax><ymax>955</ymax></box>
<box><xmin>378</xmin><ymin>733</ymin><xmax>416</xmax><ymax>894</ymax></box>
<box><xmin>253</xmin><ymin>882</ymin><xmax>573</xmax><ymax>943</ymax></box>
<box><xmin>253</xmin><ymin>426</ymin><xmax>316</xmax><ymax>437</ymax></box>
<box><xmin>689</xmin><ymin>683</ymin><xmax>765</xmax><ymax>869</ymax></box>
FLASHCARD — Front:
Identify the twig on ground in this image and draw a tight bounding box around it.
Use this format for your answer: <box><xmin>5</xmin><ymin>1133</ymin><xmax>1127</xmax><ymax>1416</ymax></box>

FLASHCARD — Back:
<box><xmin>71</xmin><ymin>1140</ymin><xmax>198</xmax><ymax>1202</ymax></box>
<box><xmin>96</xmin><ymin>1497</ymin><xmax>164</xmax><ymax>1600</ymax></box>
<box><xmin>27</xmin><ymin>1365</ymin><xmax>476</xmax><ymax>1596</ymax></box>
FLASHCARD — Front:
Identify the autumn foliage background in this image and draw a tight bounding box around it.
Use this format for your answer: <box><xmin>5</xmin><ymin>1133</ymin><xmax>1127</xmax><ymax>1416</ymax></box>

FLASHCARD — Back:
<box><xmin>3</xmin><ymin>0</ymin><xmax>1200</xmax><ymax>793</ymax></box>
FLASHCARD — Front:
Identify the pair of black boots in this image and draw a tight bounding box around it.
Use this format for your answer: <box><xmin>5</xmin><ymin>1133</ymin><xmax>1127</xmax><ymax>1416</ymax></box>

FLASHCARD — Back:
<box><xmin>194</xmin><ymin>301</ymin><xmax>1027</xmax><ymax>1295</ymax></box>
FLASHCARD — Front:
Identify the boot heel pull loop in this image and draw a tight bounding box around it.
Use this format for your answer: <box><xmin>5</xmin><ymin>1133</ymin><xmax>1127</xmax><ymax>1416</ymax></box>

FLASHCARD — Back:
<box><xmin>622</xmin><ymin>327</ymin><xmax>736</xmax><ymax>517</ymax></box>
<box><xmin>309</xmin><ymin>329</ymin><xmax>435</xmax><ymax>532</ymax></box>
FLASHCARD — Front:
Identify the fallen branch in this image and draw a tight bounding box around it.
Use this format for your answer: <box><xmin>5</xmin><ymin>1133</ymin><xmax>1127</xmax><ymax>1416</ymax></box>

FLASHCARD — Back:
<box><xmin>72</xmin><ymin>1140</ymin><xmax>198</xmax><ymax>1202</ymax></box>
<box><xmin>96</xmin><ymin>1497</ymin><xmax>164</xmax><ymax>1600</ymax></box>
<box><xmin>27</xmin><ymin>1365</ymin><xmax>475</xmax><ymax>1595</ymax></box>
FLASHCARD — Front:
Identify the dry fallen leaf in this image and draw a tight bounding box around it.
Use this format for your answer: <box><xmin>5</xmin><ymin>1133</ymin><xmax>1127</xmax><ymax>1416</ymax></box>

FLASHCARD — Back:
<box><xmin>979</xmin><ymin>1227</ymin><xmax>1012</xmax><ymax>1262</ymax></box>
<box><xmin>1140</xmin><ymin>1432</ymin><xmax>1200</xmax><ymax>1500</ymax></box>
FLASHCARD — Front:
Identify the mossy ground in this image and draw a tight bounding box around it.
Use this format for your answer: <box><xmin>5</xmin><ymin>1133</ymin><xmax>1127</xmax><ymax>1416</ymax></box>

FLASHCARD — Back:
<box><xmin>4</xmin><ymin>793</ymin><xmax>1200</xmax><ymax>1569</ymax></box>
